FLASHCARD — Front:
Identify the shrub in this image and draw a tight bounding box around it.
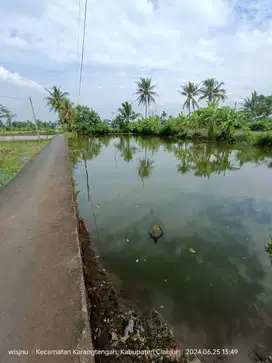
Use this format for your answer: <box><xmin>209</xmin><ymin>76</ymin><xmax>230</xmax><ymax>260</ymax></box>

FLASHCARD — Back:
<box><xmin>72</xmin><ymin>105</ymin><xmax>108</xmax><ymax>136</ymax></box>
<box><xmin>253</xmin><ymin>133</ymin><xmax>272</xmax><ymax>148</ymax></box>
<box><xmin>248</xmin><ymin>120</ymin><xmax>268</xmax><ymax>131</ymax></box>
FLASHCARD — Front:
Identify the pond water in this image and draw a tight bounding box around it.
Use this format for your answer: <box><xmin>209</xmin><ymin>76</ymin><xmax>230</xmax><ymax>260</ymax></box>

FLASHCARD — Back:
<box><xmin>69</xmin><ymin>136</ymin><xmax>272</xmax><ymax>361</ymax></box>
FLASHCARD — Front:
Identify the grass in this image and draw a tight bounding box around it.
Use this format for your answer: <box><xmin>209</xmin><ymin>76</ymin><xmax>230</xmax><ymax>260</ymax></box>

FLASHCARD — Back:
<box><xmin>0</xmin><ymin>139</ymin><xmax>50</xmax><ymax>189</ymax></box>
<box><xmin>0</xmin><ymin>130</ymin><xmax>60</xmax><ymax>136</ymax></box>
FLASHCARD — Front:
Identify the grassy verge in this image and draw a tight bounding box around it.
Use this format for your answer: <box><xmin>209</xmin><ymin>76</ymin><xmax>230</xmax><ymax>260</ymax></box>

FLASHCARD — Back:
<box><xmin>0</xmin><ymin>139</ymin><xmax>50</xmax><ymax>189</ymax></box>
<box><xmin>0</xmin><ymin>130</ymin><xmax>60</xmax><ymax>136</ymax></box>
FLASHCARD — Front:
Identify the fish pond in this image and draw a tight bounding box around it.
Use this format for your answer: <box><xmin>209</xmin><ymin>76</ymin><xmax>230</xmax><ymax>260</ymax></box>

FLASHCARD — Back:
<box><xmin>69</xmin><ymin>136</ymin><xmax>272</xmax><ymax>361</ymax></box>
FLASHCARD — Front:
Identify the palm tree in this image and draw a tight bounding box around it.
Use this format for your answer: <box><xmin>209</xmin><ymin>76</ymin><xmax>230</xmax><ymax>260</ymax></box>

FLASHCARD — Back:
<box><xmin>59</xmin><ymin>98</ymin><xmax>75</xmax><ymax>125</ymax></box>
<box><xmin>199</xmin><ymin>78</ymin><xmax>226</xmax><ymax>105</ymax></box>
<box><xmin>179</xmin><ymin>82</ymin><xmax>200</xmax><ymax>115</ymax></box>
<box><xmin>134</xmin><ymin>77</ymin><xmax>158</xmax><ymax>118</ymax></box>
<box><xmin>117</xmin><ymin>101</ymin><xmax>139</xmax><ymax>125</ymax></box>
<box><xmin>241</xmin><ymin>91</ymin><xmax>258</xmax><ymax>114</ymax></box>
<box><xmin>44</xmin><ymin>86</ymin><xmax>70</xmax><ymax>124</ymax></box>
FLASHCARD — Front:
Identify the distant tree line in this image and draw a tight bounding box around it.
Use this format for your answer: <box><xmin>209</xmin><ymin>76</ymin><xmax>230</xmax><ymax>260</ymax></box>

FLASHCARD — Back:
<box><xmin>1</xmin><ymin>78</ymin><xmax>272</xmax><ymax>147</ymax></box>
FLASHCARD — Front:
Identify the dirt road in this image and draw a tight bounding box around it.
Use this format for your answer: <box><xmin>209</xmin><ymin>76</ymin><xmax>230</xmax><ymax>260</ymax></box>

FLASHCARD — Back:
<box><xmin>0</xmin><ymin>135</ymin><xmax>93</xmax><ymax>362</ymax></box>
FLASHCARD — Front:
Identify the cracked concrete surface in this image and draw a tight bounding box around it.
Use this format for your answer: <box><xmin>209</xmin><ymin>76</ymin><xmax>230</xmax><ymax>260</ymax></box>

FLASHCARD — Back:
<box><xmin>0</xmin><ymin>135</ymin><xmax>94</xmax><ymax>362</ymax></box>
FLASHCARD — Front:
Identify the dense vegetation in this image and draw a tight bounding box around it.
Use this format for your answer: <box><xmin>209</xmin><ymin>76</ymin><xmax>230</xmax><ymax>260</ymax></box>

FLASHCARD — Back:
<box><xmin>1</xmin><ymin>79</ymin><xmax>272</xmax><ymax>147</ymax></box>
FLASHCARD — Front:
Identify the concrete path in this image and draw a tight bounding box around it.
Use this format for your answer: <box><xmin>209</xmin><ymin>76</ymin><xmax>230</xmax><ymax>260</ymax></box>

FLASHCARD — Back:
<box><xmin>0</xmin><ymin>135</ymin><xmax>93</xmax><ymax>362</ymax></box>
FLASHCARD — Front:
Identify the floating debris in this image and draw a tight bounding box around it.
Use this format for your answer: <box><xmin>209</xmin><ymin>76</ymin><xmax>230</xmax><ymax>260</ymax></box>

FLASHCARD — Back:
<box><xmin>136</xmin><ymin>259</ymin><xmax>139</xmax><ymax>263</ymax></box>
<box><xmin>126</xmin><ymin>239</ymin><xmax>130</xmax><ymax>242</ymax></box>
<box><xmin>164</xmin><ymin>279</ymin><xmax>167</xmax><ymax>283</ymax></box>
<box><xmin>226</xmin><ymin>225</ymin><xmax>230</xmax><ymax>228</ymax></box>
<box><xmin>124</xmin><ymin>319</ymin><xmax>134</xmax><ymax>338</ymax></box>
<box><xmin>160</xmin><ymin>305</ymin><xmax>164</xmax><ymax>309</ymax></box>
<box><xmin>149</xmin><ymin>221</ymin><xmax>164</xmax><ymax>243</ymax></box>
<box><xmin>96</xmin><ymin>205</ymin><xmax>100</xmax><ymax>208</ymax></box>
<box><xmin>189</xmin><ymin>248</ymin><xmax>196</xmax><ymax>254</ymax></box>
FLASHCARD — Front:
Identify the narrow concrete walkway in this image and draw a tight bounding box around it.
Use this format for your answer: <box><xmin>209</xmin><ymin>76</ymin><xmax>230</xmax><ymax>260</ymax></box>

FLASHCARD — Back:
<box><xmin>0</xmin><ymin>135</ymin><xmax>93</xmax><ymax>362</ymax></box>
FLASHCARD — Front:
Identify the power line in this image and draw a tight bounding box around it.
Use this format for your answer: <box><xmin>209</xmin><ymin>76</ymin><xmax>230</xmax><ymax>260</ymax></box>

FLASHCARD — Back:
<box><xmin>78</xmin><ymin>0</ymin><xmax>88</xmax><ymax>102</ymax></box>
<box><xmin>0</xmin><ymin>95</ymin><xmax>27</xmax><ymax>100</ymax></box>
<box><xmin>76</xmin><ymin>0</ymin><xmax>82</xmax><ymax>90</ymax></box>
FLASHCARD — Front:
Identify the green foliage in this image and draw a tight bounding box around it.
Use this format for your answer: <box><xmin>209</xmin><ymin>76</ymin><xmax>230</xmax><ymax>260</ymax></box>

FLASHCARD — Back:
<box><xmin>0</xmin><ymin>104</ymin><xmax>16</xmax><ymax>124</ymax></box>
<box><xmin>72</xmin><ymin>105</ymin><xmax>109</xmax><ymax>136</ymax></box>
<box><xmin>129</xmin><ymin>116</ymin><xmax>163</xmax><ymax>135</ymax></box>
<box><xmin>59</xmin><ymin>98</ymin><xmax>75</xmax><ymax>127</ymax></box>
<box><xmin>134</xmin><ymin>77</ymin><xmax>158</xmax><ymax>118</ymax></box>
<box><xmin>44</xmin><ymin>86</ymin><xmax>70</xmax><ymax>124</ymax></box>
<box><xmin>0</xmin><ymin>118</ymin><xmax>57</xmax><ymax>133</ymax></box>
<box><xmin>199</xmin><ymin>78</ymin><xmax>227</xmax><ymax>105</ymax></box>
<box><xmin>241</xmin><ymin>91</ymin><xmax>272</xmax><ymax>119</ymax></box>
<box><xmin>253</xmin><ymin>133</ymin><xmax>272</xmax><ymax>148</ymax></box>
<box><xmin>179</xmin><ymin>82</ymin><xmax>199</xmax><ymax>115</ymax></box>
<box><xmin>247</xmin><ymin>119</ymin><xmax>272</xmax><ymax>132</ymax></box>
<box><xmin>112</xmin><ymin>102</ymin><xmax>139</xmax><ymax>131</ymax></box>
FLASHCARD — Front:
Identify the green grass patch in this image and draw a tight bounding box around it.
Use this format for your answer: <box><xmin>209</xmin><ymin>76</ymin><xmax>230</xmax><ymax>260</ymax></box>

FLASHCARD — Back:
<box><xmin>0</xmin><ymin>140</ymin><xmax>50</xmax><ymax>189</ymax></box>
<box><xmin>0</xmin><ymin>130</ymin><xmax>60</xmax><ymax>136</ymax></box>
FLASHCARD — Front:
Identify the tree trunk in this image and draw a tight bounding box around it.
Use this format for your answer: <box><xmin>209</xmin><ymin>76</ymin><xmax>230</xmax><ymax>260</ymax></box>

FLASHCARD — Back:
<box><xmin>145</xmin><ymin>103</ymin><xmax>148</xmax><ymax>118</ymax></box>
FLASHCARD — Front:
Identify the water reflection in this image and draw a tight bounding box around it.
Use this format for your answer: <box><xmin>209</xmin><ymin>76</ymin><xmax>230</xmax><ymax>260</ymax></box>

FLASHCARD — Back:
<box><xmin>68</xmin><ymin>136</ymin><xmax>272</xmax><ymax>354</ymax></box>
<box><xmin>174</xmin><ymin>143</ymin><xmax>240</xmax><ymax>178</ymax></box>
<box><xmin>68</xmin><ymin>136</ymin><xmax>272</xmax><ymax>179</ymax></box>
<box><xmin>114</xmin><ymin>136</ymin><xmax>138</xmax><ymax>163</ymax></box>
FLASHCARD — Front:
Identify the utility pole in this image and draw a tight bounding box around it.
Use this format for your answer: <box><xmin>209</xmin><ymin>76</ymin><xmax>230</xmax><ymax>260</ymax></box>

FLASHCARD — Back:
<box><xmin>29</xmin><ymin>96</ymin><xmax>40</xmax><ymax>141</ymax></box>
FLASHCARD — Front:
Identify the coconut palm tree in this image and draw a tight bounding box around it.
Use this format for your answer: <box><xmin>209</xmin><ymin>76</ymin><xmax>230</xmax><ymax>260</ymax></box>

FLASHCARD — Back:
<box><xmin>117</xmin><ymin>101</ymin><xmax>139</xmax><ymax>126</ymax></box>
<box><xmin>179</xmin><ymin>82</ymin><xmax>200</xmax><ymax>115</ymax></box>
<box><xmin>134</xmin><ymin>77</ymin><xmax>158</xmax><ymax>118</ymax></box>
<box><xmin>241</xmin><ymin>91</ymin><xmax>258</xmax><ymax>114</ymax></box>
<box><xmin>44</xmin><ymin>86</ymin><xmax>70</xmax><ymax>124</ymax></box>
<box><xmin>199</xmin><ymin>78</ymin><xmax>226</xmax><ymax>105</ymax></box>
<box><xmin>59</xmin><ymin>98</ymin><xmax>75</xmax><ymax>125</ymax></box>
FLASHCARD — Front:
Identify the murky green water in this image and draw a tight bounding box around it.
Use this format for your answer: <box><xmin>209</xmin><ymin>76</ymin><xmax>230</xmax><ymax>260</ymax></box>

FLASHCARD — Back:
<box><xmin>69</xmin><ymin>136</ymin><xmax>272</xmax><ymax>358</ymax></box>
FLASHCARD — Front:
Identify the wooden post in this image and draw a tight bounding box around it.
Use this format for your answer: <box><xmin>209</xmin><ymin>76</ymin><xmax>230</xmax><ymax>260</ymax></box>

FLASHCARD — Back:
<box><xmin>29</xmin><ymin>96</ymin><xmax>40</xmax><ymax>141</ymax></box>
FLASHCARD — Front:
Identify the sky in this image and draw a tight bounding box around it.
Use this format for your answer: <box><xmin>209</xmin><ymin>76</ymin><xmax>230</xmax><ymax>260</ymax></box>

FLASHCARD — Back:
<box><xmin>0</xmin><ymin>0</ymin><xmax>271</xmax><ymax>121</ymax></box>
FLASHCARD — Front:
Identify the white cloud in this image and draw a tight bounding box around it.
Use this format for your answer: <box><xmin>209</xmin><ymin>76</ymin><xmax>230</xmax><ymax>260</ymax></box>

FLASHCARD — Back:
<box><xmin>0</xmin><ymin>66</ymin><xmax>44</xmax><ymax>92</ymax></box>
<box><xmin>0</xmin><ymin>0</ymin><xmax>271</xmax><ymax>119</ymax></box>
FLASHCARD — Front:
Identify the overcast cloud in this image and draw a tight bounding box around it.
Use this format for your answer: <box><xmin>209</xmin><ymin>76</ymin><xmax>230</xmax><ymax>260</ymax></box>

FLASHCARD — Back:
<box><xmin>0</xmin><ymin>0</ymin><xmax>271</xmax><ymax>120</ymax></box>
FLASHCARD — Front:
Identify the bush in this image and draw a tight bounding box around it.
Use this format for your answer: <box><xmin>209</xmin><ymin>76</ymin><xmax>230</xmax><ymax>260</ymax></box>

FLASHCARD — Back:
<box><xmin>248</xmin><ymin>120</ymin><xmax>268</xmax><ymax>131</ymax></box>
<box><xmin>129</xmin><ymin>116</ymin><xmax>162</xmax><ymax>135</ymax></box>
<box><xmin>72</xmin><ymin>105</ymin><xmax>109</xmax><ymax>136</ymax></box>
<box><xmin>253</xmin><ymin>133</ymin><xmax>272</xmax><ymax>148</ymax></box>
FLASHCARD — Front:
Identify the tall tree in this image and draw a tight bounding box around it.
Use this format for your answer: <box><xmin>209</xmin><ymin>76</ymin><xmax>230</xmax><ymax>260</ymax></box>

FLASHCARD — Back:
<box><xmin>44</xmin><ymin>86</ymin><xmax>70</xmax><ymax>124</ymax></box>
<box><xmin>0</xmin><ymin>104</ymin><xmax>16</xmax><ymax>124</ymax></box>
<box><xmin>179</xmin><ymin>82</ymin><xmax>200</xmax><ymax>115</ymax></box>
<box><xmin>59</xmin><ymin>98</ymin><xmax>75</xmax><ymax>125</ymax></box>
<box><xmin>241</xmin><ymin>91</ymin><xmax>258</xmax><ymax>115</ymax></box>
<box><xmin>241</xmin><ymin>91</ymin><xmax>272</xmax><ymax>118</ymax></box>
<box><xmin>134</xmin><ymin>77</ymin><xmax>158</xmax><ymax>118</ymax></box>
<box><xmin>199</xmin><ymin>78</ymin><xmax>226</xmax><ymax>105</ymax></box>
<box><xmin>117</xmin><ymin>101</ymin><xmax>139</xmax><ymax>128</ymax></box>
